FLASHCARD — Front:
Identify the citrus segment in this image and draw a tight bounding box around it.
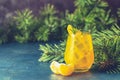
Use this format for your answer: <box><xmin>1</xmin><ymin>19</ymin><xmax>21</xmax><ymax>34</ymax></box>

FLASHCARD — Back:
<box><xmin>50</xmin><ymin>61</ymin><xmax>60</xmax><ymax>74</ymax></box>
<box><xmin>59</xmin><ymin>63</ymin><xmax>74</xmax><ymax>76</ymax></box>
<box><xmin>50</xmin><ymin>61</ymin><xmax>74</xmax><ymax>76</ymax></box>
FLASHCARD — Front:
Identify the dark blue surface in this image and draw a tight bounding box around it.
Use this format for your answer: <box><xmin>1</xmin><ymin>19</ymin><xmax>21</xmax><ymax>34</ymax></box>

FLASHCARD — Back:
<box><xmin>0</xmin><ymin>43</ymin><xmax>120</xmax><ymax>80</ymax></box>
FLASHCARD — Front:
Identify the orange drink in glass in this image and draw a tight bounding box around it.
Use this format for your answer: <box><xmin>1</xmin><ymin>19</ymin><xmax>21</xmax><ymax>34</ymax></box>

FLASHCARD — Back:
<box><xmin>64</xmin><ymin>25</ymin><xmax>94</xmax><ymax>72</ymax></box>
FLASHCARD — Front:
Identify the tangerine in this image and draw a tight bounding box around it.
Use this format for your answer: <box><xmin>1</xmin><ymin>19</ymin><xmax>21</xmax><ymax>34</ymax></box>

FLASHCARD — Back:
<box><xmin>50</xmin><ymin>61</ymin><xmax>74</xmax><ymax>76</ymax></box>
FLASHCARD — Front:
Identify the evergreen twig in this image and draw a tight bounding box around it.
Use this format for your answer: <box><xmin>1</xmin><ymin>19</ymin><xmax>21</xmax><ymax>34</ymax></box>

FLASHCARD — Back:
<box><xmin>14</xmin><ymin>9</ymin><xmax>38</xmax><ymax>43</ymax></box>
<box><xmin>38</xmin><ymin>41</ymin><xmax>65</xmax><ymax>62</ymax></box>
<box><xmin>92</xmin><ymin>25</ymin><xmax>120</xmax><ymax>73</ymax></box>
<box><xmin>35</xmin><ymin>4</ymin><xmax>60</xmax><ymax>41</ymax></box>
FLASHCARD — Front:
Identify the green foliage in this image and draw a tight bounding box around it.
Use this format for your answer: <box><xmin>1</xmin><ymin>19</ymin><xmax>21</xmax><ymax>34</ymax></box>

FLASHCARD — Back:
<box><xmin>61</xmin><ymin>0</ymin><xmax>116</xmax><ymax>33</ymax></box>
<box><xmin>0</xmin><ymin>0</ymin><xmax>119</xmax><ymax>44</ymax></box>
<box><xmin>38</xmin><ymin>41</ymin><xmax>65</xmax><ymax>62</ymax></box>
<box><xmin>14</xmin><ymin>9</ymin><xmax>38</xmax><ymax>43</ymax></box>
<box><xmin>0</xmin><ymin>13</ymin><xmax>15</xmax><ymax>44</ymax></box>
<box><xmin>0</xmin><ymin>29</ymin><xmax>8</xmax><ymax>44</ymax></box>
<box><xmin>35</xmin><ymin>4</ymin><xmax>60</xmax><ymax>41</ymax></box>
<box><xmin>92</xmin><ymin>24</ymin><xmax>120</xmax><ymax>73</ymax></box>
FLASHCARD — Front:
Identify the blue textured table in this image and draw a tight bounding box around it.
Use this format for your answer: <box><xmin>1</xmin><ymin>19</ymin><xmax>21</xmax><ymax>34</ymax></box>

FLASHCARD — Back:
<box><xmin>0</xmin><ymin>43</ymin><xmax>119</xmax><ymax>80</ymax></box>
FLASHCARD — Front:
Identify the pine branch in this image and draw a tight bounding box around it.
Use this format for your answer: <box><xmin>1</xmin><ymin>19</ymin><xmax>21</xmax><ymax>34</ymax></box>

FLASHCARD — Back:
<box><xmin>61</xmin><ymin>0</ymin><xmax>116</xmax><ymax>33</ymax></box>
<box><xmin>92</xmin><ymin>24</ymin><xmax>120</xmax><ymax>73</ymax></box>
<box><xmin>38</xmin><ymin>41</ymin><xmax>65</xmax><ymax>62</ymax></box>
<box><xmin>35</xmin><ymin>4</ymin><xmax>60</xmax><ymax>42</ymax></box>
<box><xmin>14</xmin><ymin>9</ymin><xmax>37</xmax><ymax>43</ymax></box>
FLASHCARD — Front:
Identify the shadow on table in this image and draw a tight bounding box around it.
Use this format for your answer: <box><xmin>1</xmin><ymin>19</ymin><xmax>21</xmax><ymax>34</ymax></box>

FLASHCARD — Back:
<box><xmin>50</xmin><ymin>71</ymin><xmax>119</xmax><ymax>80</ymax></box>
<box><xmin>50</xmin><ymin>71</ymin><xmax>93</xmax><ymax>80</ymax></box>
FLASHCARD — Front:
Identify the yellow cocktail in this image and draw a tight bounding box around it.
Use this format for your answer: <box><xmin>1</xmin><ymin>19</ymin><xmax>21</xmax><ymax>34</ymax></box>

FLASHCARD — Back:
<box><xmin>64</xmin><ymin>25</ymin><xmax>94</xmax><ymax>72</ymax></box>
